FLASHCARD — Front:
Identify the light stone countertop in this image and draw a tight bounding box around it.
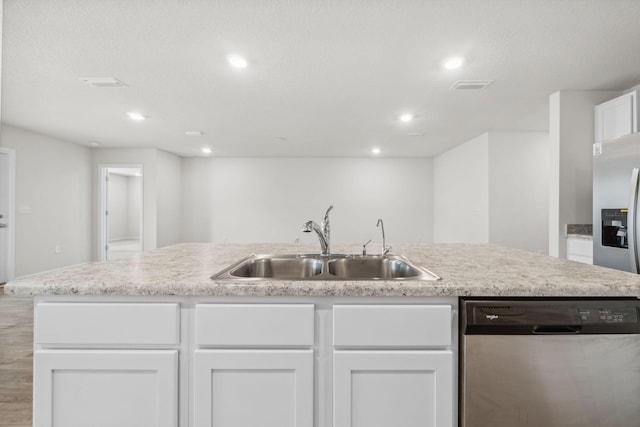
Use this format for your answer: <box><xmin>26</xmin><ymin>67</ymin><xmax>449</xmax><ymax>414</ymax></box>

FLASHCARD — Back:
<box><xmin>5</xmin><ymin>243</ymin><xmax>640</xmax><ymax>297</ymax></box>
<box><xmin>566</xmin><ymin>224</ymin><xmax>592</xmax><ymax>236</ymax></box>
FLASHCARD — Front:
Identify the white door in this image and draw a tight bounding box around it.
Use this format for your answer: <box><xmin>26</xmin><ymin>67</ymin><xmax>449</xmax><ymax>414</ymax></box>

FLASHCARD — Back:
<box><xmin>0</xmin><ymin>148</ymin><xmax>15</xmax><ymax>283</ymax></box>
<box><xmin>99</xmin><ymin>165</ymin><xmax>143</xmax><ymax>261</ymax></box>
<box><xmin>194</xmin><ymin>349</ymin><xmax>314</xmax><ymax>427</ymax></box>
<box><xmin>33</xmin><ymin>349</ymin><xmax>178</xmax><ymax>427</ymax></box>
<box><xmin>334</xmin><ymin>350</ymin><xmax>454</xmax><ymax>427</ymax></box>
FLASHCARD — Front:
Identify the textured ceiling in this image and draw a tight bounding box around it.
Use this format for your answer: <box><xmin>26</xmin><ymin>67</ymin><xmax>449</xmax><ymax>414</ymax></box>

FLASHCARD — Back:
<box><xmin>3</xmin><ymin>0</ymin><xmax>640</xmax><ymax>157</ymax></box>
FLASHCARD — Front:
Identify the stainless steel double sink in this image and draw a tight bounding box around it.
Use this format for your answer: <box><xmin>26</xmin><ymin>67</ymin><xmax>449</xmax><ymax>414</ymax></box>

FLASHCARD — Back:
<box><xmin>211</xmin><ymin>254</ymin><xmax>440</xmax><ymax>281</ymax></box>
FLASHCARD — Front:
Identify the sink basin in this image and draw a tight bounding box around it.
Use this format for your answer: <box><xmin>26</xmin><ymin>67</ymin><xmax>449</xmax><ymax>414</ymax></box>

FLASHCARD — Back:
<box><xmin>327</xmin><ymin>255</ymin><xmax>435</xmax><ymax>279</ymax></box>
<box><xmin>225</xmin><ymin>254</ymin><xmax>324</xmax><ymax>279</ymax></box>
<box><xmin>211</xmin><ymin>254</ymin><xmax>440</xmax><ymax>281</ymax></box>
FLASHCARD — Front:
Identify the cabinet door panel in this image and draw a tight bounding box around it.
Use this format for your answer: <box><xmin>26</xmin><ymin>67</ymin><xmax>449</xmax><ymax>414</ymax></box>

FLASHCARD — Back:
<box><xmin>334</xmin><ymin>350</ymin><xmax>453</xmax><ymax>427</ymax></box>
<box><xmin>194</xmin><ymin>349</ymin><xmax>313</xmax><ymax>427</ymax></box>
<box><xmin>595</xmin><ymin>92</ymin><xmax>637</xmax><ymax>143</ymax></box>
<box><xmin>333</xmin><ymin>305</ymin><xmax>451</xmax><ymax>348</ymax></box>
<box><xmin>36</xmin><ymin>302</ymin><xmax>180</xmax><ymax>345</ymax></box>
<box><xmin>34</xmin><ymin>350</ymin><xmax>178</xmax><ymax>427</ymax></box>
<box><xmin>195</xmin><ymin>303</ymin><xmax>314</xmax><ymax>346</ymax></box>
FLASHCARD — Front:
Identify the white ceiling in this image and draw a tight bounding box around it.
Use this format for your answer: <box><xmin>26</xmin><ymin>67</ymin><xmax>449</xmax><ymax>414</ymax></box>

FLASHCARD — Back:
<box><xmin>3</xmin><ymin>0</ymin><xmax>640</xmax><ymax>158</ymax></box>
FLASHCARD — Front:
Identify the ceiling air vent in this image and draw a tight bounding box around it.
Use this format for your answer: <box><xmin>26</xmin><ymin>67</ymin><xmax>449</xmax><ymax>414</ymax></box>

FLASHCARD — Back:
<box><xmin>79</xmin><ymin>77</ymin><xmax>128</xmax><ymax>88</ymax></box>
<box><xmin>450</xmin><ymin>80</ymin><xmax>493</xmax><ymax>90</ymax></box>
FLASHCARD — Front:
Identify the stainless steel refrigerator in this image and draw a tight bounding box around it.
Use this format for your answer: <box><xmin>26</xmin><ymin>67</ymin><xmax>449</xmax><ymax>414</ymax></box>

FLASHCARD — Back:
<box><xmin>593</xmin><ymin>136</ymin><xmax>640</xmax><ymax>272</ymax></box>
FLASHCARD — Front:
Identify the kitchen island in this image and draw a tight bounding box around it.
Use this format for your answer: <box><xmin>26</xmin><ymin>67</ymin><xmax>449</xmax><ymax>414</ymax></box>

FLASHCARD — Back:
<box><xmin>6</xmin><ymin>242</ymin><xmax>640</xmax><ymax>297</ymax></box>
<box><xmin>6</xmin><ymin>243</ymin><xmax>640</xmax><ymax>427</ymax></box>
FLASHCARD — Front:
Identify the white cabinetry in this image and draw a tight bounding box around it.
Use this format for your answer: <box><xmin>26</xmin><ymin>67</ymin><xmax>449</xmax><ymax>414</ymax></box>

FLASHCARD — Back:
<box><xmin>333</xmin><ymin>305</ymin><xmax>454</xmax><ymax>427</ymax></box>
<box><xmin>566</xmin><ymin>235</ymin><xmax>593</xmax><ymax>264</ymax></box>
<box><xmin>194</xmin><ymin>349</ymin><xmax>313</xmax><ymax>427</ymax></box>
<box><xmin>334</xmin><ymin>350</ymin><xmax>452</xmax><ymax>427</ymax></box>
<box><xmin>595</xmin><ymin>90</ymin><xmax>639</xmax><ymax>143</ymax></box>
<box><xmin>33</xmin><ymin>302</ymin><xmax>180</xmax><ymax>427</ymax></box>
<box><xmin>193</xmin><ymin>304</ymin><xmax>315</xmax><ymax>427</ymax></box>
<box><xmin>34</xmin><ymin>350</ymin><xmax>177</xmax><ymax>427</ymax></box>
<box><xmin>33</xmin><ymin>297</ymin><xmax>457</xmax><ymax>427</ymax></box>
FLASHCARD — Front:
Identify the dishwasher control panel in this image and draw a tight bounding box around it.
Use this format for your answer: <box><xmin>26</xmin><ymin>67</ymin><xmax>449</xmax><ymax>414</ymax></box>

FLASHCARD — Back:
<box><xmin>578</xmin><ymin>307</ymin><xmax>638</xmax><ymax>324</ymax></box>
<box><xmin>462</xmin><ymin>299</ymin><xmax>640</xmax><ymax>334</ymax></box>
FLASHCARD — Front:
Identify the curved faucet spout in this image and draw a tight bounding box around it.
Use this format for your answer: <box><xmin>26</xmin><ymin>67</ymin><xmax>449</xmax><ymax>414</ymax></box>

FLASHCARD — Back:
<box><xmin>302</xmin><ymin>205</ymin><xmax>334</xmax><ymax>255</ymax></box>
<box><xmin>302</xmin><ymin>220</ymin><xmax>330</xmax><ymax>255</ymax></box>
<box><xmin>377</xmin><ymin>218</ymin><xmax>391</xmax><ymax>256</ymax></box>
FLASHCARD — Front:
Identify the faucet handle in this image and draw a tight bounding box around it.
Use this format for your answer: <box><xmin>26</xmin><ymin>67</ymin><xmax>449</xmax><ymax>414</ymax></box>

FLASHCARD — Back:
<box><xmin>362</xmin><ymin>239</ymin><xmax>372</xmax><ymax>256</ymax></box>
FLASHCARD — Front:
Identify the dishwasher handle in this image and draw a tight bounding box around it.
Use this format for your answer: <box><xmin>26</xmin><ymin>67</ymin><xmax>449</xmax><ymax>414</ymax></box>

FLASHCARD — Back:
<box><xmin>532</xmin><ymin>325</ymin><xmax>582</xmax><ymax>334</ymax></box>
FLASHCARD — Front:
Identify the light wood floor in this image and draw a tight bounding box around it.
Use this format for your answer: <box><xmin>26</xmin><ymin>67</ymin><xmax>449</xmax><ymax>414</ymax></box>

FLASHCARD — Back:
<box><xmin>0</xmin><ymin>287</ymin><xmax>34</xmax><ymax>427</ymax></box>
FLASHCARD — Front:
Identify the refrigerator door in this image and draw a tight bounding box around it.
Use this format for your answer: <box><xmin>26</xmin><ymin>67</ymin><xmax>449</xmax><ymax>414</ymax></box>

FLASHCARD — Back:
<box><xmin>593</xmin><ymin>137</ymin><xmax>640</xmax><ymax>272</ymax></box>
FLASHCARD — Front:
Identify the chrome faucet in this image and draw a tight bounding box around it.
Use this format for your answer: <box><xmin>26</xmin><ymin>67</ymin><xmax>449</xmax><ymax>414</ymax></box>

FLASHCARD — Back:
<box><xmin>377</xmin><ymin>218</ymin><xmax>391</xmax><ymax>256</ymax></box>
<box><xmin>302</xmin><ymin>205</ymin><xmax>334</xmax><ymax>255</ymax></box>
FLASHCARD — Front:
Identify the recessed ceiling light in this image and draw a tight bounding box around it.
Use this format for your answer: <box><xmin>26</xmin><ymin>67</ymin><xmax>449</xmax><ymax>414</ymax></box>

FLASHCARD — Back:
<box><xmin>80</xmin><ymin>77</ymin><xmax>128</xmax><ymax>88</ymax></box>
<box><xmin>371</xmin><ymin>147</ymin><xmax>381</xmax><ymax>155</ymax></box>
<box><xmin>90</xmin><ymin>141</ymin><xmax>101</xmax><ymax>147</ymax></box>
<box><xmin>201</xmin><ymin>147</ymin><xmax>213</xmax><ymax>155</ymax></box>
<box><xmin>185</xmin><ymin>131</ymin><xmax>205</xmax><ymax>136</ymax></box>
<box><xmin>127</xmin><ymin>112</ymin><xmax>146</xmax><ymax>121</ymax></box>
<box><xmin>227</xmin><ymin>54</ymin><xmax>248</xmax><ymax>69</ymax></box>
<box><xmin>450</xmin><ymin>80</ymin><xmax>494</xmax><ymax>90</ymax></box>
<box><xmin>443</xmin><ymin>56</ymin><xmax>464</xmax><ymax>70</ymax></box>
<box><xmin>399</xmin><ymin>113</ymin><xmax>414</xmax><ymax>123</ymax></box>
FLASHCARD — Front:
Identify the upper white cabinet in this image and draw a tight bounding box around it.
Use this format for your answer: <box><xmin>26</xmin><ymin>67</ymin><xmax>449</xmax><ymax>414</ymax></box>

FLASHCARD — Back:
<box><xmin>595</xmin><ymin>90</ymin><xmax>639</xmax><ymax>143</ymax></box>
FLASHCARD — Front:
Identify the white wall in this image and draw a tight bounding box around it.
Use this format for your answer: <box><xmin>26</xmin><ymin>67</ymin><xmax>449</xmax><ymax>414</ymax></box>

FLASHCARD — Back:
<box><xmin>182</xmin><ymin>157</ymin><xmax>433</xmax><ymax>247</ymax></box>
<box><xmin>433</xmin><ymin>133</ymin><xmax>489</xmax><ymax>243</ymax></box>
<box><xmin>92</xmin><ymin>148</ymin><xmax>157</xmax><ymax>259</ymax></box>
<box><xmin>0</xmin><ymin>124</ymin><xmax>92</xmax><ymax>276</ymax></box>
<box><xmin>434</xmin><ymin>131</ymin><xmax>550</xmax><ymax>254</ymax></box>
<box><xmin>488</xmin><ymin>132</ymin><xmax>549</xmax><ymax>253</ymax></box>
<box><xmin>548</xmin><ymin>90</ymin><xmax>620</xmax><ymax>257</ymax></box>
<box><xmin>156</xmin><ymin>150</ymin><xmax>182</xmax><ymax>248</ymax></box>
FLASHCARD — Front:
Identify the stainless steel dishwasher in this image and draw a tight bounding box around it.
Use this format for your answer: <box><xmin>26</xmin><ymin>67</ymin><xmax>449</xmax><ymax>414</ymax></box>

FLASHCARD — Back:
<box><xmin>460</xmin><ymin>298</ymin><xmax>640</xmax><ymax>427</ymax></box>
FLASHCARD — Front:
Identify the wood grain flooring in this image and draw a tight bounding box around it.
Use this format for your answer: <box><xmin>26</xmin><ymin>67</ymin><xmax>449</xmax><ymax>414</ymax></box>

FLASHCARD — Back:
<box><xmin>0</xmin><ymin>288</ymin><xmax>34</xmax><ymax>427</ymax></box>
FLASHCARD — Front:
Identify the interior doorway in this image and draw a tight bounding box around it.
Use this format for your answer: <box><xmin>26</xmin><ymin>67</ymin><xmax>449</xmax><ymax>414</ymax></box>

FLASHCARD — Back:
<box><xmin>99</xmin><ymin>165</ymin><xmax>143</xmax><ymax>261</ymax></box>
<box><xmin>0</xmin><ymin>148</ymin><xmax>16</xmax><ymax>283</ymax></box>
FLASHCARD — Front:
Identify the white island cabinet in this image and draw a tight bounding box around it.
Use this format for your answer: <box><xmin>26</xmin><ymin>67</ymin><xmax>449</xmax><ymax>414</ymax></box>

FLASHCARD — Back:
<box><xmin>32</xmin><ymin>296</ymin><xmax>457</xmax><ymax>427</ymax></box>
<box><xmin>333</xmin><ymin>305</ymin><xmax>454</xmax><ymax>427</ymax></box>
<box><xmin>33</xmin><ymin>302</ymin><xmax>180</xmax><ymax>427</ymax></box>
<box><xmin>193</xmin><ymin>303</ymin><xmax>315</xmax><ymax>427</ymax></box>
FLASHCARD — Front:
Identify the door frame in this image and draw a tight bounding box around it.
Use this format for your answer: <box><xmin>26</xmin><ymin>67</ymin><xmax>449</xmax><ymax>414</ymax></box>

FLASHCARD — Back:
<box><xmin>0</xmin><ymin>147</ymin><xmax>16</xmax><ymax>282</ymax></box>
<box><xmin>98</xmin><ymin>164</ymin><xmax>144</xmax><ymax>261</ymax></box>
